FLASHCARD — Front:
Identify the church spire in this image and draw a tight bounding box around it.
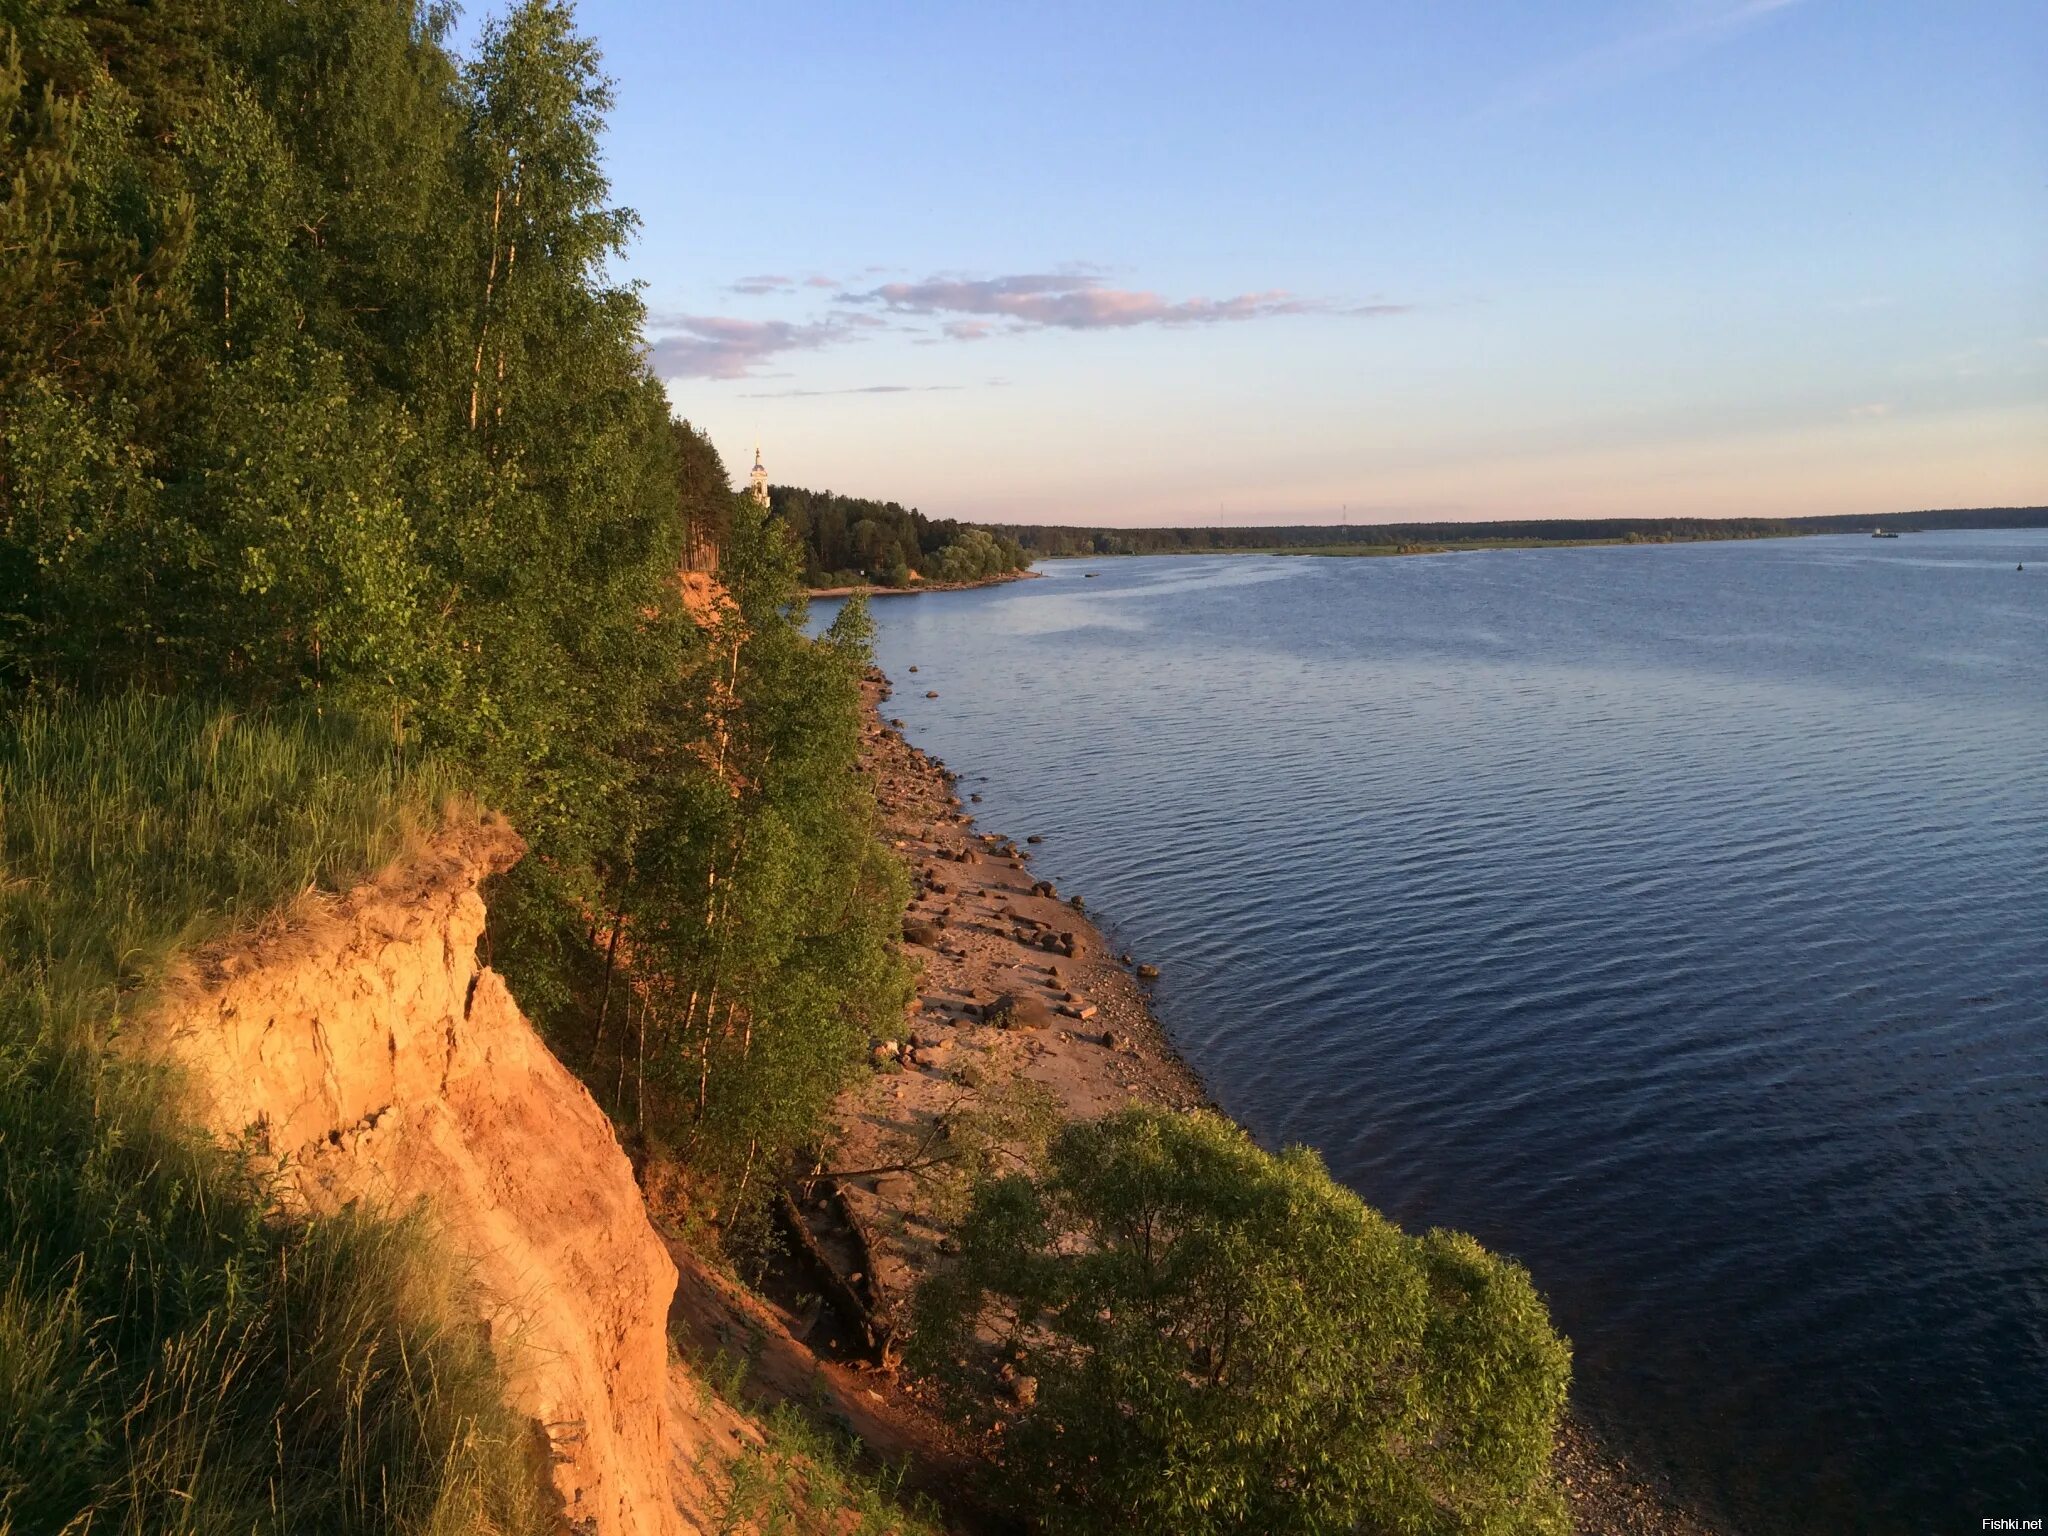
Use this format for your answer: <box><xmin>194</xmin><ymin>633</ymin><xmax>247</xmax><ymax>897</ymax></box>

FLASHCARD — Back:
<box><xmin>748</xmin><ymin>443</ymin><xmax>770</xmax><ymax>508</ymax></box>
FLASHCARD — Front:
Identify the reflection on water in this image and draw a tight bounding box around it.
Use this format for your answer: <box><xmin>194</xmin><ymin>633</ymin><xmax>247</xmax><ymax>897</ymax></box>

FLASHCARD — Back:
<box><xmin>823</xmin><ymin>532</ymin><xmax>2048</xmax><ymax>1534</ymax></box>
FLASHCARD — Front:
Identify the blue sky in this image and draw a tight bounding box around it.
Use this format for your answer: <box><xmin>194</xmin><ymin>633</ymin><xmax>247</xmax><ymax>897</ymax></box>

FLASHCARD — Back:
<box><xmin>518</xmin><ymin>1</ymin><xmax>2045</xmax><ymax>524</ymax></box>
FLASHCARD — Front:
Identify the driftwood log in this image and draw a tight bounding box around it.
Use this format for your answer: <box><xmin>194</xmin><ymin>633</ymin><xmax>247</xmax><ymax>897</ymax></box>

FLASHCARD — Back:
<box><xmin>774</xmin><ymin>1179</ymin><xmax>898</xmax><ymax>1368</ymax></box>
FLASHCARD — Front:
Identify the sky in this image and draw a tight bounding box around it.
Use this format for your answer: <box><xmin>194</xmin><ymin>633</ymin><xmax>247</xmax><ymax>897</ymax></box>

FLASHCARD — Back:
<box><xmin>498</xmin><ymin>1</ymin><xmax>2045</xmax><ymax>526</ymax></box>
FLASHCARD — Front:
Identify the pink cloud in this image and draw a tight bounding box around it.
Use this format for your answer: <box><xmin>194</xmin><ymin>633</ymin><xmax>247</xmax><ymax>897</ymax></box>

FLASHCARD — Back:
<box><xmin>646</xmin><ymin>316</ymin><xmax>851</xmax><ymax>379</ymax></box>
<box><xmin>847</xmin><ymin>272</ymin><xmax>1408</xmax><ymax>330</ymax></box>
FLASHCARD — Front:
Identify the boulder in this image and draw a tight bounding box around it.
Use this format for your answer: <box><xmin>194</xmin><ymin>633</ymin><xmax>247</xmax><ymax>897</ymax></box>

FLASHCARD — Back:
<box><xmin>982</xmin><ymin>992</ymin><xmax>1056</xmax><ymax>1031</ymax></box>
<box><xmin>1136</xmin><ymin>963</ymin><xmax>1160</xmax><ymax>981</ymax></box>
<box><xmin>902</xmin><ymin>919</ymin><xmax>943</xmax><ymax>947</ymax></box>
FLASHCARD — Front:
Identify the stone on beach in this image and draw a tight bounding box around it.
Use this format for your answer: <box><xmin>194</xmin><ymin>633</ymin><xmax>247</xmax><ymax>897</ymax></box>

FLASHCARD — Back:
<box><xmin>982</xmin><ymin>992</ymin><xmax>1055</xmax><ymax>1031</ymax></box>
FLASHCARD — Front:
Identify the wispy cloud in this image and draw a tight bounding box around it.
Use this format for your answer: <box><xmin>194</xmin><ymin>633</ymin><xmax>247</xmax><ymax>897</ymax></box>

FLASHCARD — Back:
<box><xmin>843</xmin><ymin>271</ymin><xmax>1407</xmax><ymax>332</ymax></box>
<box><xmin>646</xmin><ymin>316</ymin><xmax>854</xmax><ymax>379</ymax></box>
<box><xmin>664</xmin><ymin>266</ymin><xmax>1408</xmax><ymax>379</ymax></box>
<box><xmin>1489</xmin><ymin>0</ymin><xmax>1808</xmax><ymax>115</ymax></box>
<box><xmin>739</xmin><ymin>383</ymin><xmax>971</xmax><ymax>399</ymax></box>
<box><xmin>729</xmin><ymin>273</ymin><xmax>843</xmax><ymax>295</ymax></box>
<box><xmin>1847</xmin><ymin>402</ymin><xmax>1892</xmax><ymax>419</ymax></box>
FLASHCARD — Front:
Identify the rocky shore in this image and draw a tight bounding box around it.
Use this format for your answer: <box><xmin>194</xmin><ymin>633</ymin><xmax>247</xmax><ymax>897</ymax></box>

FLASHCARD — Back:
<box><xmin>740</xmin><ymin>669</ymin><xmax>1730</xmax><ymax>1535</ymax></box>
<box><xmin>805</xmin><ymin>569</ymin><xmax>1043</xmax><ymax>600</ymax></box>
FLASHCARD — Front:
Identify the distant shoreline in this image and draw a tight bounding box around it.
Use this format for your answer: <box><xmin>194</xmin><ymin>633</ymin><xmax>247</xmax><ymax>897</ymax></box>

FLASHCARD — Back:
<box><xmin>1007</xmin><ymin>508</ymin><xmax>2048</xmax><ymax>563</ymax></box>
<box><xmin>805</xmin><ymin>568</ymin><xmax>1043</xmax><ymax>600</ymax></box>
<box><xmin>1053</xmin><ymin>536</ymin><xmax>1723</xmax><ymax>558</ymax></box>
<box><xmin>1045</xmin><ymin>528</ymin><xmax>1899</xmax><ymax>560</ymax></box>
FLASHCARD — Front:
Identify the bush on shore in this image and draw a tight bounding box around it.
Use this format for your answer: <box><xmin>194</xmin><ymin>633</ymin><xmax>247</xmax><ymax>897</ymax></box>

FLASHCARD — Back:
<box><xmin>912</xmin><ymin>1107</ymin><xmax>1572</xmax><ymax>1536</ymax></box>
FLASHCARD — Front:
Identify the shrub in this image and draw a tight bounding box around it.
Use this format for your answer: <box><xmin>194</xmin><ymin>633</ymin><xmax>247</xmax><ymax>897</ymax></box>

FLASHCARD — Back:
<box><xmin>911</xmin><ymin>1107</ymin><xmax>1570</xmax><ymax>1536</ymax></box>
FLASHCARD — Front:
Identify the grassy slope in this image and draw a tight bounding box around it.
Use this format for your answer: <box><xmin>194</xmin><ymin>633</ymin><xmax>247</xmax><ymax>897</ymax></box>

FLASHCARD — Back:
<box><xmin>0</xmin><ymin>695</ymin><xmax>548</xmax><ymax>1536</ymax></box>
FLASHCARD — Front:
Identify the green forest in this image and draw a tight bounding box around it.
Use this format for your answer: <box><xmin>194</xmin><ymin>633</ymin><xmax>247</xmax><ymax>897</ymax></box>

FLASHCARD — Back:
<box><xmin>1</xmin><ymin>1</ymin><xmax>904</xmax><ymax>1526</ymax></box>
<box><xmin>1</xmin><ymin>2</ymin><xmax>1571</xmax><ymax>1531</ymax></box>
<box><xmin>1004</xmin><ymin>505</ymin><xmax>2048</xmax><ymax>557</ymax></box>
<box><xmin>769</xmin><ymin>483</ymin><xmax>1030</xmax><ymax>588</ymax></box>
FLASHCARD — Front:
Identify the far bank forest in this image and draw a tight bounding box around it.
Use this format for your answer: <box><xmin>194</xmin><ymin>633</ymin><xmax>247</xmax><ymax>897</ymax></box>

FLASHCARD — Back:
<box><xmin>1000</xmin><ymin>505</ymin><xmax>2048</xmax><ymax>557</ymax></box>
<box><xmin>768</xmin><ymin>483</ymin><xmax>1031</xmax><ymax>588</ymax></box>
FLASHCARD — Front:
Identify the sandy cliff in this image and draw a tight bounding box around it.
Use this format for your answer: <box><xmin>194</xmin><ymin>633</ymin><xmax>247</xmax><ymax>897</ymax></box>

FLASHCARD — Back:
<box><xmin>145</xmin><ymin>816</ymin><xmax>686</xmax><ymax>1536</ymax></box>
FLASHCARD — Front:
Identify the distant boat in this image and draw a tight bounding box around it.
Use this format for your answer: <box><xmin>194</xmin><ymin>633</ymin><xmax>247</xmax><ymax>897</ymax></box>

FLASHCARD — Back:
<box><xmin>1871</xmin><ymin>528</ymin><xmax>1900</xmax><ymax>539</ymax></box>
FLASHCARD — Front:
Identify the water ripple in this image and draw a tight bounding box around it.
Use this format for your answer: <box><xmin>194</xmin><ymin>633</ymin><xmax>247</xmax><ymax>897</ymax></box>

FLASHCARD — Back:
<box><xmin>830</xmin><ymin>532</ymin><xmax>2048</xmax><ymax>1534</ymax></box>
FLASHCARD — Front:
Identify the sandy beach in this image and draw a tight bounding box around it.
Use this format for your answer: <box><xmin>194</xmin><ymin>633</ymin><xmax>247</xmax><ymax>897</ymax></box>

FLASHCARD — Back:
<box><xmin>805</xmin><ymin>570</ymin><xmax>1044</xmax><ymax>600</ymax></box>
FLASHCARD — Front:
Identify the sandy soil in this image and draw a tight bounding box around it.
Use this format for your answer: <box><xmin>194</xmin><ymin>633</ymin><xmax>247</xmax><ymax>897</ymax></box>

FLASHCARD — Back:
<box><xmin>806</xmin><ymin>570</ymin><xmax>1044</xmax><ymax>600</ymax></box>
<box><xmin>826</xmin><ymin>676</ymin><xmax>1208</xmax><ymax>1240</ymax></box>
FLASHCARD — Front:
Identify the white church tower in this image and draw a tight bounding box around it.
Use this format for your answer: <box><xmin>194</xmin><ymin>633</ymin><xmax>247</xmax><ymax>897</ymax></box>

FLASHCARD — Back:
<box><xmin>748</xmin><ymin>445</ymin><xmax>770</xmax><ymax>508</ymax></box>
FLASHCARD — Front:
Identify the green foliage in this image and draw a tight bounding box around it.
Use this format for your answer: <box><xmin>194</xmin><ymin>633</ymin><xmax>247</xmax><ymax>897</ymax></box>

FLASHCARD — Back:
<box><xmin>0</xmin><ymin>0</ymin><xmax>930</xmax><ymax>1512</ymax></box>
<box><xmin>0</xmin><ymin>692</ymin><xmax>547</xmax><ymax>1534</ymax></box>
<box><xmin>1004</xmin><ymin>508</ymin><xmax>2048</xmax><ymax>558</ymax></box>
<box><xmin>710</xmin><ymin>1402</ymin><xmax>941</xmax><ymax>1536</ymax></box>
<box><xmin>0</xmin><ymin>0</ymin><xmax>911</xmax><ymax>1220</ymax></box>
<box><xmin>0</xmin><ymin>0</ymin><xmax>686</xmax><ymax>792</ymax></box>
<box><xmin>768</xmin><ymin>483</ymin><xmax>1029</xmax><ymax>588</ymax></box>
<box><xmin>675</xmin><ymin>418</ymin><xmax>733</xmax><ymax>568</ymax></box>
<box><xmin>912</xmin><ymin>1107</ymin><xmax>1572</xmax><ymax>1536</ymax></box>
<box><xmin>924</xmin><ymin>524</ymin><xmax>1028</xmax><ymax>585</ymax></box>
<box><xmin>495</xmin><ymin>498</ymin><xmax>913</xmax><ymax>1218</ymax></box>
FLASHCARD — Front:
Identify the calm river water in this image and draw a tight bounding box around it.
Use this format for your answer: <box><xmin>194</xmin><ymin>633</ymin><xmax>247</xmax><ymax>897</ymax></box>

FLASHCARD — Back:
<box><xmin>822</xmin><ymin>531</ymin><xmax>2048</xmax><ymax>1533</ymax></box>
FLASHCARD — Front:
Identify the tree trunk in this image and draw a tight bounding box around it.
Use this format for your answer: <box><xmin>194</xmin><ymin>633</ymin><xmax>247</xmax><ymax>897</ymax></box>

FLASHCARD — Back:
<box><xmin>468</xmin><ymin>181</ymin><xmax>505</xmax><ymax>430</ymax></box>
<box><xmin>590</xmin><ymin>907</ymin><xmax>624</xmax><ymax>1062</ymax></box>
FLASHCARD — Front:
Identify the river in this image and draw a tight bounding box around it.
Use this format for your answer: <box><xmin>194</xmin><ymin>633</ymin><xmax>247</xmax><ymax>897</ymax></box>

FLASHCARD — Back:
<box><xmin>821</xmin><ymin>530</ymin><xmax>2048</xmax><ymax>1532</ymax></box>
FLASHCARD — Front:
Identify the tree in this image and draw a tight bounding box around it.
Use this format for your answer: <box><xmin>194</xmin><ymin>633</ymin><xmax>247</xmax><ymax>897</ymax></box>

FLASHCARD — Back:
<box><xmin>913</xmin><ymin>1108</ymin><xmax>1571</xmax><ymax>1536</ymax></box>
<box><xmin>674</xmin><ymin>418</ymin><xmax>731</xmax><ymax>568</ymax></box>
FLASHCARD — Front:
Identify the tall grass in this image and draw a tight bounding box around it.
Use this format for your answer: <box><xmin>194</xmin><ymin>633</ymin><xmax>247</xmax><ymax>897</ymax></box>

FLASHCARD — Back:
<box><xmin>0</xmin><ymin>694</ymin><xmax>549</xmax><ymax>1535</ymax></box>
<box><xmin>710</xmin><ymin>1401</ymin><xmax>941</xmax><ymax>1536</ymax></box>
